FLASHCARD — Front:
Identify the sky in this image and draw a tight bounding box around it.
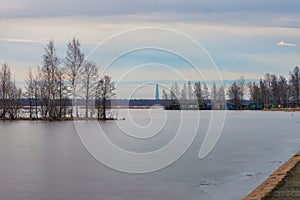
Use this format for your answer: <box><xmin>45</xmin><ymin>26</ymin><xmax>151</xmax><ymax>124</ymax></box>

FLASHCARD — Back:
<box><xmin>0</xmin><ymin>0</ymin><xmax>300</xmax><ymax>98</ymax></box>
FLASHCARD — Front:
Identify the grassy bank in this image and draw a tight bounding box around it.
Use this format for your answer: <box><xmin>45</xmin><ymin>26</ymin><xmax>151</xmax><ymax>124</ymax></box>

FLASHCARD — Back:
<box><xmin>263</xmin><ymin>108</ymin><xmax>300</xmax><ymax>112</ymax></box>
<box><xmin>263</xmin><ymin>161</ymin><xmax>300</xmax><ymax>199</ymax></box>
<box><xmin>244</xmin><ymin>152</ymin><xmax>300</xmax><ymax>200</ymax></box>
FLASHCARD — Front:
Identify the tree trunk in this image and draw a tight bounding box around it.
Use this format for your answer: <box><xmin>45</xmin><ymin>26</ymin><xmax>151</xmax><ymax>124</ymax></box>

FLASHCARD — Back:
<box><xmin>29</xmin><ymin>99</ymin><xmax>32</xmax><ymax>118</ymax></box>
<box><xmin>102</xmin><ymin>98</ymin><xmax>106</xmax><ymax>120</ymax></box>
<box><xmin>85</xmin><ymin>79</ymin><xmax>89</xmax><ymax>118</ymax></box>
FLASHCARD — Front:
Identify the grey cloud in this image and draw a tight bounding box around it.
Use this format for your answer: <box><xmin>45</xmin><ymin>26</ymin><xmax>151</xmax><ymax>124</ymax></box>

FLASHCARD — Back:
<box><xmin>1</xmin><ymin>0</ymin><xmax>300</xmax><ymax>19</ymax></box>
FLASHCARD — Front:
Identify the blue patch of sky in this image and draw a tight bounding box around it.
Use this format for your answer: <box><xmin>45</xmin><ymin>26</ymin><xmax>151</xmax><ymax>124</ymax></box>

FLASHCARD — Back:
<box><xmin>0</xmin><ymin>42</ymin><xmax>44</xmax><ymax>63</ymax></box>
<box><xmin>203</xmin><ymin>35</ymin><xmax>300</xmax><ymax>75</ymax></box>
<box><xmin>113</xmin><ymin>79</ymin><xmax>259</xmax><ymax>88</ymax></box>
<box><xmin>107</xmin><ymin>48</ymin><xmax>194</xmax><ymax>70</ymax></box>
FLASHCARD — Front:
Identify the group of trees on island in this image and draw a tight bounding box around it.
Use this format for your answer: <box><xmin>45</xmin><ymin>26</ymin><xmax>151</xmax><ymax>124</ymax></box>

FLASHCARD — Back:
<box><xmin>161</xmin><ymin>66</ymin><xmax>300</xmax><ymax>110</ymax></box>
<box><xmin>0</xmin><ymin>38</ymin><xmax>115</xmax><ymax>120</ymax></box>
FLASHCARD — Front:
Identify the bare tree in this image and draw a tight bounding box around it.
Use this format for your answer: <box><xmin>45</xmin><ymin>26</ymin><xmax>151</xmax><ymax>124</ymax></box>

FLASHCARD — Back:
<box><xmin>181</xmin><ymin>83</ymin><xmax>187</xmax><ymax>100</ymax></box>
<box><xmin>264</xmin><ymin>73</ymin><xmax>272</xmax><ymax>104</ymax></box>
<box><xmin>270</xmin><ymin>74</ymin><xmax>279</xmax><ymax>104</ymax></box>
<box><xmin>0</xmin><ymin>64</ymin><xmax>22</xmax><ymax>120</ymax></box>
<box><xmin>95</xmin><ymin>75</ymin><xmax>115</xmax><ymax>120</ymax></box>
<box><xmin>32</xmin><ymin>70</ymin><xmax>40</xmax><ymax>119</ymax></box>
<box><xmin>278</xmin><ymin>75</ymin><xmax>288</xmax><ymax>107</ymax></box>
<box><xmin>170</xmin><ymin>86</ymin><xmax>175</xmax><ymax>100</ymax></box>
<box><xmin>0</xmin><ymin>63</ymin><xmax>11</xmax><ymax>118</ymax></box>
<box><xmin>64</xmin><ymin>37</ymin><xmax>85</xmax><ymax>118</ymax></box>
<box><xmin>40</xmin><ymin>40</ymin><xmax>60</xmax><ymax>119</ymax></box>
<box><xmin>228</xmin><ymin>81</ymin><xmax>240</xmax><ymax>109</ymax></box>
<box><xmin>227</xmin><ymin>76</ymin><xmax>246</xmax><ymax>109</ymax></box>
<box><xmin>248</xmin><ymin>81</ymin><xmax>261</xmax><ymax>104</ymax></box>
<box><xmin>7</xmin><ymin>81</ymin><xmax>22</xmax><ymax>120</ymax></box>
<box><xmin>57</xmin><ymin>68</ymin><xmax>69</xmax><ymax>118</ymax></box>
<box><xmin>82</xmin><ymin>61</ymin><xmax>98</xmax><ymax>118</ymax></box>
<box><xmin>237</xmin><ymin>76</ymin><xmax>246</xmax><ymax>106</ymax></box>
<box><xmin>194</xmin><ymin>81</ymin><xmax>202</xmax><ymax>103</ymax></box>
<box><xmin>259</xmin><ymin>79</ymin><xmax>267</xmax><ymax>105</ymax></box>
<box><xmin>289</xmin><ymin>66</ymin><xmax>300</xmax><ymax>105</ymax></box>
<box><xmin>202</xmin><ymin>83</ymin><xmax>210</xmax><ymax>101</ymax></box>
<box><xmin>173</xmin><ymin>83</ymin><xmax>180</xmax><ymax>100</ymax></box>
<box><xmin>217</xmin><ymin>85</ymin><xmax>226</xmax><ymax>109</ymax></box>
<box><xmin>162</xmin><ymin>88</ymin><xmax>168</xmax><ymax>99</ymax></box>
<box><xmin>169</xmin><ymin>82</ymin><xmax>180</xmax><ymax>101</ymax></box>
<box><xmin>187</xmin><ymin>81</ymin><xmax>193</xmax><ymax>100</ymax></box>
<box><xmin>25</xmin><ymin>68</ymin><xmax>34</xmax><ymax>118</ymax></box>
<box><xmin>211</xmin><ymin>82</ymin><xmax>217</xmax><ymax>108</ymax></box>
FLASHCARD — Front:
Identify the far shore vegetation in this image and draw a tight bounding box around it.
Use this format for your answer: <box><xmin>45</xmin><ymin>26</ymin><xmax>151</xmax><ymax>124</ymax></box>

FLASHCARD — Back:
<box><xmin>1</xmin><ymin>37</ymin><xmax>300</xmax><ymax>121</ymax></box>
<box><xmin>163</xmin><ymin>66</ymin><xmax>300</xmax><ymax>110</ymax></box>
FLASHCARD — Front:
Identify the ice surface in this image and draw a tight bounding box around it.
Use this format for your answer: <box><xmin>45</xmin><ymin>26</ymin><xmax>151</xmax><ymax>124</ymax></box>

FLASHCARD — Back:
<box><xmin>0</xmin><ymin>110</ymin><xmax>299</xmax><ymax>200</ymax></box>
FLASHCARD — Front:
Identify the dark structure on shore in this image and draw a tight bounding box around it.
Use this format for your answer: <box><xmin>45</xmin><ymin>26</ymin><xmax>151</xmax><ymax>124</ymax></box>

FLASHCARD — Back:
<box><xmin>15</xmin><ymin>98</ymin><xmax>300</xmax><ymax>110</ymax></box>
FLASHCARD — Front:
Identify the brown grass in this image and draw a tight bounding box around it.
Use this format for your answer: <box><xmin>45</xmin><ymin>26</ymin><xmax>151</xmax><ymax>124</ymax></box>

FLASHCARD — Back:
<box><xmin>263</xmin><ymin>108</ymin><xmax>300</xmax><ymax>112</ymax></box>
<box><xmin>243</xmin><ymin>152</ymin><xmax>300</xmax><ymax>200</ymax></box>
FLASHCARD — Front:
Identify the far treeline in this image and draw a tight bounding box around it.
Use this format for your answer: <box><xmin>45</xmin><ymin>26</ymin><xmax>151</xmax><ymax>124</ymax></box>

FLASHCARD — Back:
<box><xmin>0</xmin><ymin>38</ymin><xmax>115</xmax><ymax>120</ymax></box>
<box><xmin>162</xmin><ymin>66</ymin><xmax>300</xmax><ymax>110</ymax></box>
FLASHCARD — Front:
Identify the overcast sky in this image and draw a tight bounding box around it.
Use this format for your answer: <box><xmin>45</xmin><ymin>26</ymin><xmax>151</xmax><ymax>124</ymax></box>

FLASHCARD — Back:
<box><xmin>1</xmin><ymin>0</ymin><xmax>299</xmax><ymax>98</ymax></box>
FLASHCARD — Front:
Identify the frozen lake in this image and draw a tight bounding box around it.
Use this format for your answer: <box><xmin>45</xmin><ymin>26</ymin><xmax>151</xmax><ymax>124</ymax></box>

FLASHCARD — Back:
<box><xmin>0</xmin><ymin>110</ymin><xmax>300</xmax><ymax>200</ymax></box>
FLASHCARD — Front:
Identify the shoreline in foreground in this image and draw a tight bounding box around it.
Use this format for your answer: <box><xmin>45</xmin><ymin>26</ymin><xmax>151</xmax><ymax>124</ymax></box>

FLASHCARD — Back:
<box><xmin>244</xmin><ymin>151</ymin><xmax>300</xmax><ymax>200</ymax></box>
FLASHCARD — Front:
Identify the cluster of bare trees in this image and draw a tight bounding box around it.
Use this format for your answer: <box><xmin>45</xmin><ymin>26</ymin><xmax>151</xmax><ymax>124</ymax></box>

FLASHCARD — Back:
<box><xmin>227</xmin><ymin>66</ymin><xmax>300</xmax><ymax>108</ymax></box>
<box><xmin>246</xmin><ymin>67</ymin><xmax>299</xmax><ymax>107</ymax></box>
<box><xmin>0</xmin><ymin>63</ymin><xmax>22</xmax><ymax>119</ymax></box>
<box><xmin>163</xmin><ymin>82</ymin><xmax>192</xmax><ymax>100</ymax></box>
<box><xmin>1</xmin><ymin>37</ymin><xmax>115</xmax><ymax>120</ymax></box>
<box><xmin>162</xmin><ymin>81</ymin><xmax>225</xmax><ymax>109</ymax></box>
<box><xmin>162</xmin><ymin>81</ymin><xmax>209</xmax><ymax>101</ymax></box>
<box><xmin>211</xmin><ymin>83</ymin><xmax>226</xmax><ymax>109</ymax></box>
<box><xmin>227</xmin><ymin>76</ymin><xmax>246</xmax><ymax>109</ymax></box>
<box><xmin>162</xmin><ymin>66</ymin><xmax>300</xmax><ymax>110</ymax></box>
